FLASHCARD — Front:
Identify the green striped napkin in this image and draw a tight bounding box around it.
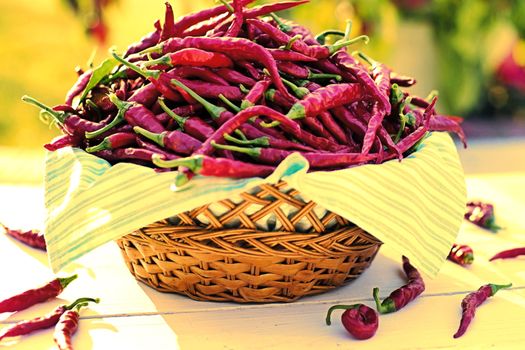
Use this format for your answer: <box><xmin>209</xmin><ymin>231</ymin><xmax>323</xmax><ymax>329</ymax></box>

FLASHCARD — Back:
<box><xmin>44</xmin><ymin>132</ymin><xmax>466</xmax><ymax>276</ymax></box>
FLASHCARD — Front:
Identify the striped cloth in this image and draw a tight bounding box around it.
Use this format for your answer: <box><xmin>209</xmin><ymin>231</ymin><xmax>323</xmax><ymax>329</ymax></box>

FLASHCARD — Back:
<box><xmin>44</xmin><ymin>132</ymin><xmax>466</xmax><ymax>276</ymax></box>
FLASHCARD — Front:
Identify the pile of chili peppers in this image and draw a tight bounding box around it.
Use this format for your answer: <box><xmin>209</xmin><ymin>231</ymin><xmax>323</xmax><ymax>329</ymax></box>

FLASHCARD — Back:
<box><xmin>23</xmin><ymin>0</ymin><xmax>465</xmax><ymax>184</ymax></box>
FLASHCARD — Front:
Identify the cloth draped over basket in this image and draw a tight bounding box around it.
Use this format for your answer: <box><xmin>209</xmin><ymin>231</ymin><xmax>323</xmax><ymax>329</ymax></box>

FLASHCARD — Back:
<box><xmin>43</xmin><ymin>132</ymin><xmax>466</xmax><ymax>276</ymax></box>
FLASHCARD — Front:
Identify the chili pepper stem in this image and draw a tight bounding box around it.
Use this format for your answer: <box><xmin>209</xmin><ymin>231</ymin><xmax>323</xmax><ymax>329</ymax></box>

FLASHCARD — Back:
<box><xmin>142</xmin><ymin>55</ymin><xmax>172</xmax><ymax>68</ymax></box>
<box><xmin>85</xmin><ymin>109</ymin><xmax>124</xmax><ymax>139</ymax></box>
<box><xmin>309</xmin><ymin>72</ymin><xmax>342</xmax><ymax>81</ymax></box>
<box><xmin>463</xmin><ymin>253</ymin><xmax>474</xmax><ymax>265</ymax></box>
<box><xmin>170</xmin><ymin>78</ymin><xmax>226</xmax><ymax>120</ymax></box>
<box><xmin>218</xmin><ymin>94</ymin><xmax>241</xmax><ymax>112</ymax></box>
<box><xmin>315</xmin><ymin>30</ymin><xmax>345</xmax><ymax>45</ymax></box>
<box><xmin>86</xmin><ymin>140</ymin><xmax>111</xmax><ymax>153</ymax></box>
<box><xmin>152</xmin><ymin>154</ymin><xmax>201</xmax><ymax>171</ymax></box>
<box><xmin>224</xmin><ymin>133</ymin><xmax>269</xmax><ymax>147</ymax></box>
<box><xmin>270</xmin><ymin>13</ymin><xmax>292</xmax><ymax>32</ymax></box>
<box><xmin>489</xmin><ymin>283</ymin><xmax>512</xmax><ymax>296</ymax></box>
<box><xmin>211</xmin><ymin>141</ymin><xmax>260</xmax><ymax>157</ymax></box>
<box><xmin>328</xmin><ymin>35</ymin><xmax>369</xmax><ymax>55</ymax></box>
<box><xmin>158</xmin><ymin>98</ymin><xmax>185</xmax><ymax>129</ymax></box>
<box><xmin>110</xmin><ymin>49</ymin><xmax>160</xmax><ymax>80</ymax></box>
<box><xmin>218</xmin><ymin>0</ymin><xmax>234</xmax><ymax>13</ymax></box>
<box><xmin>281</xmin><ymin>77</ymin><xmax>309</xmax><ymax>98</ymax></box>
<box><xmin>372</xmin><ymin>287</ymin><xmax>395</xmax><ymax>314</ymax></box>
<box><xmin>325</xmin><ymin>304</ymin><xmax>360</xmax><ymax>325</ymax></box>
<box><xmin>133</xmin><ymin>126</ymin><xmax>166</xmax><ymax>147</ymax></box>
<box><xmin>21</xmin><ymin>96</ymin><xmax>66</xmax><ymax>125</ymax></box>
<box><xmin>283</xmin><ymin>34</ymin><xmax>302</xmax><ymax>50</ymax></box>
<box><xmin>65</xmin><ymin>297</ymin><xmax>100</xmax><ymax>310</ymax></box>
<box><xmin>59</xmin><ymin>275</ymin><xmax>78</xmax><ymax>289</ymax></box>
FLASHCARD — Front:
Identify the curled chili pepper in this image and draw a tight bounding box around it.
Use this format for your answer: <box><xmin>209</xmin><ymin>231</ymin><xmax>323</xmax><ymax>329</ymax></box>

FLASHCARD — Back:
<box><xmin>0</xmin><ymin>275</ymin><xmax>77</xmax><ymax>313</ymax></box>
<box><xmin>465</xmin><ymin>201</ymin><xmax>501</xmax><ymax>232</ymax></box>
<box><xmin>453</xmin><ymin>283</ymin><xmax>512</xmax><ymax>338</ymax></box>
<box><xmin>1</xmin><ymin>223</ymin><xmax>46</xmax><ymax>251</ymax></box>
<box><xmin>373</xmin><ymin>256</ymin><xmax>425</xmax><ymax>314</ymax></box>
<box><xmin>448</xmin><ymin>243</ymin><xmax>474</xmax><ymax>266</ymax></box>
<box><xmin>325</xmin><ymin>304</ymin><xmax>379</xmax><ymax>340</ymax></box>
<box><xmin>489</xmin><ymin>247</ymin><xmax>525</xmax><ymax>261</ymax></box>
<box><xmin>0</xmin><ymin>297</ymin><xmax>99</xmax><ymax>341</ymax></box>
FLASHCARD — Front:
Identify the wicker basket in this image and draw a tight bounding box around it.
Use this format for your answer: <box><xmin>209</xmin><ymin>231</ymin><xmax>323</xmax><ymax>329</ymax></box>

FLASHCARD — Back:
<box><xmin>116</xmin><ymin>181</ymin><xmax>382</xmax><ymax>303</ymax></box>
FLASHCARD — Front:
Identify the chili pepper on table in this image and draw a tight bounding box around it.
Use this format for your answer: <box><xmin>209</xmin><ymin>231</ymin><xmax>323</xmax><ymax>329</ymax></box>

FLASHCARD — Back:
<box><xmin>53</xmin><ymin>300</ymin><xmax>93</xmax><ymax>350</ymax></box>
<box><xmin>373</xmin><ymin>256</ymin><xmax>425</xmax><ymax>314</ymax></box>
<box><xmin>133</xmin><ymin>126</ymin><xmax>201</xmax><ymax>155</ymax></box>
<box><xmin>141</xmin><ymin>36</ymin><xmax>295</xmax><ymax>101</ymax></box>
<box><xmin>0</xmin><ymin>275</ymin><xmax>77</xmax><ymax>313</ymax></box>
<box><xmin>489</xmin><ymin>247</ymin><xmax>525</xmax><ymax>261</ymax></box>
<box><xmin>453</xmin><ymin>283</ymin><xmax>512</xmax><ymax>338</ymax></box>
<box><xmin>142</xmin><ymin>48</ymin><xmax>234</xmax><ymax>70</ymax></box>
<box><xmin>465</xmin><ymin>201</ymin><xmax>501</xmax><ymax>232</ymax></box>
<box><xmin>448</xmin><ymin>243</ymin><xmax>474</xmax><ymax>266</ymax></box>
<box><xmin>1</xmin><ymin>223</ymin><xmax>46</xmax><ymax>251</ymax></box>
<box><xmin>152</xmin><ymin>154</ymin><xmax>275</xmax><ymax>180</ymax></box>
<box><xmin>85</xmin><ymin>132</ymin><xmax>136</xmax><ymax>153</ymax></box>
<box><xmin>325</xmin><ymin>304</ymin><xmax>379</xmax><ymax>340</ymax></box>
<box><xmin>0</xmin><ymin>298</ymin><xmax>99</xmax><ymax>341</ymax></box>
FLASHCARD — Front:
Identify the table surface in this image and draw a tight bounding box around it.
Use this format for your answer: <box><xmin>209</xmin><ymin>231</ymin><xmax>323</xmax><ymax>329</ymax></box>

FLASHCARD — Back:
<box><xmin>1</xmin><ymin>141</ymin><xmax>525</xmax><ymax>350</ymax></box>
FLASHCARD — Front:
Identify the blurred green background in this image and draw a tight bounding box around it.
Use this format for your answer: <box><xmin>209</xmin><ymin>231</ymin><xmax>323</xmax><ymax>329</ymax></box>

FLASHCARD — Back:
<box><xmin>1</xmin><ymin>0</ymin><xmax>524</xmax><ymax>149</ymax></box>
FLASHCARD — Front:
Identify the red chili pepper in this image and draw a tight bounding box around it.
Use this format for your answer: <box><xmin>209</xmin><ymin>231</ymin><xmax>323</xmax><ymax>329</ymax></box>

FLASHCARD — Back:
<box><xmin>175</xmin><ymin>77</ymin><xmax>243</xmax><ymax>101</ymax></box>
<box><xmin>172</xmin><ymin>66</ymin><xmax>229</xmax><ymax>86</ymax></box>
<box><xmin>241</xmin><ymin>79</ymin><xmax>271</xmax><ymax>109</ymax></box>
<box><xmin>267</xmin><ymin>48</ymin><xmax>317</xmax><ymax>62</ymax></box>
<box><xmin>373</xmin><ymin>256</ymin><xmax>425</xmax><ymax>314</ymax></box>
<box><xmin>391</xmin><ymin>73</ymin><xmax>416</xmax><ymax>87</ymax></box>
<box><xmin>325</xmin><ymin>304</ymin><xmax>379</xmax><ymax>340</ymax></box>
<box><xmin>145</xmin><ymin>36</ymin><xmax>295</xmax><ymax>101</ymax></box>
<box><xmin>489</xmin><ymin>247</ymin><xmax>525</xmax><ymax>261</ymax></box>
<box><xmin>133</xmin><ymin>126</ymin><xmax>201</xmax><ymax>155</ymax></box>
<box><xmin>453</xmin><ymin>283</ymin><xmax>512</xmax><ymax>338</ymax></box>
<box><xmin>65</xmin><ymin>70</ymin><xmax>93</xmax><ymax>106</ymax></box>
<box><xmin>159</xmin><ymin>2</ymin><xmax>176</xmax><ymax>41</ymax></box>
<box><xmin>212</xmin><ymin>142</ymin><xmax>375</xmax><ymax>168</ymax></box>
<box><xmin>143</xmin><ymin>48</ymin><xmax>234</xmax><ymax>70</ymax></box>
<box><xmin>0</xmin><ymin>298</ymin><xmax>98</xmax><ymax>341</ymax></box>
<box><xmin>318</xmin><ymin>111</ymin><xmax>350</xmax><ymax>145</ymax></box>
<box><xmin>285</xmin><ymin>83</ymin><xmax>366</xmax><ymax>120</ymax></box>
<box><xmin>53</xmin><ymin>304</ymin><xmax>85</xmax><ymax>350</ymax></box>
<box><xmin>85</xmin><ymin>132</ymin><xmax>136</xmax><ymax>153</ymax></box>
<box><xmin>157</xmin><ymin>99</ymin><xmax>213</xmax><ymax>141</ymax></box>
<box><xmin>235</xmin><ymin>124</ymin><xmax>316</xmax><ymax>152</ymax></box>
<box><xmin>95</xmin><ymin>148</ymin><xmax>169</xmax><ymax>164</ymax></box>
<box><xmin>44</xmin><ymin>134</ymin><xmax>81</xmax><ymax>151</ymax></box>
<box><xmin>136</xmin><ymin>138</ymin><xmax>180</xmax><ymax>161</ymax></box>
<box><xmin>429</xmin><ymin>114</ymin><xmax>467</xmax><ymax>148</ymax></box>
<box><xmin>465</xmin><ymin>201</ymin><xmax>500</xmax><ymax>232</ymax></box>
<box><xmin>215</xmin><ymin>68</ymin><xmax>256</xmax><ymax>87</ymax></box>
<box><xmin>224</xmin><ymin>0</ymin><xmax>244</xmax><ymax>37</ymax></box>
<box><xmin>1</xmin><ymin>224</ymin><xmax>46</xmax><ymax>251</ymax></box>
<box><xmin>153</xmin><ymin>154</ymin><xmax>275</xmax><ymax>182</ymax></box>
<box><xmin>86</xmin><ymin>93</ymin><xmax>165</xmax><ymax>139</ymax></box>
<box><xmin>277</xmin><ymin>61</ymin><xmax>342</xmax><ymax>81</ymax></box>
<box><xmin>448</xmin><ymin>243</ymin><xmax>474</xmax><ymax>266</ymax></box>
<box><xmin>128</xmin><ymin>82</ymin><xmax>161</xmax><ymax>107</ymax></box>
<box><xmin>155</xmin><ymin>103</ymin><xmax>204</xmax><ymax>124</ymax></box>
<box><xmin>0</xmin><ymin>275</ymin><xmax>77</xmax><ymax>313</ymax></box>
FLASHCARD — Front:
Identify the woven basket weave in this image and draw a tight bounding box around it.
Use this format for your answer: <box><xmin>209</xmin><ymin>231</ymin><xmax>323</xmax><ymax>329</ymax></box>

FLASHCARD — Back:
<box><xmin>116</xmin><ymin>181</ymin><xmax>382</xmax><ymax>303</ymax></box>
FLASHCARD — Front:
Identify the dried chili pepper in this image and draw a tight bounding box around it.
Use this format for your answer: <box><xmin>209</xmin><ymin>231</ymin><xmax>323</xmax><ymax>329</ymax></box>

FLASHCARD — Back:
<box><xmin>448</xmin><ymin>243</ymin><xmax>474</xmax><ymax>266</ymax></box>
<box><xmin>453</xmin><ymin>283</ymin><xmax>512</xmax><ymax>338</ymax></box>
<box><xmin>143</xmin><ymin>48</ymin><xmax>234</xmax><ymax>69</ymax></box>
<box><xmin>489</xmin><ymin>247</ymin><xmax>525</xmax><ymax>261</ymax></box>
<box><xmin>44</xmin><ymin>134</ymin><xmax>81</xmax><ymax>151</ymax></box>
<box><xmin>133</xmin><ymin>126</ymin><xmax>201</xmax><ymax>155</ymax></box>
<box><xmin>465</xmin><ymin>201</ymin><xmax>501</xmax><ymax>232</ymax></box>
<box><xmin>53</xmin><ymin>301</ymin><xmax>91</xmax><ymax>350</ymax></box>
<box><xmin>0</xmin><ymin>297</ymin><xmax>98</xmax><ymax>341</ymax></box>
<box><xmin>0</xmin><ymin>275</ymin><xmax>77</xmax><ymax>313</ymax></box>
<box><xmin>1</xmin><ymin>223</ymin><xmax>46</xmax><ymax>251</ymax></box>
<box><xmin>85</xmin><ymin>132</ymin><xmax>136</xmax><ymax>153</ymax></box>
<box><xmin>325</xmin><ymin>304</ymin><xmax>379</xmax><ymax>340</ymax></box>
<box><xmin>373</xmin><ymin>256</ymin><xmax>425</xmax><ymax>314</ymax></box>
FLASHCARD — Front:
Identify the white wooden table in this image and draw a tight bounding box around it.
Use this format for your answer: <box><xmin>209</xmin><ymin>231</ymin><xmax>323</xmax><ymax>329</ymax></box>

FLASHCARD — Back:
<box><xmin>1</xmin><ymin>150</ymin><xmax>525</xmax><ymax>349</ymax></box>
